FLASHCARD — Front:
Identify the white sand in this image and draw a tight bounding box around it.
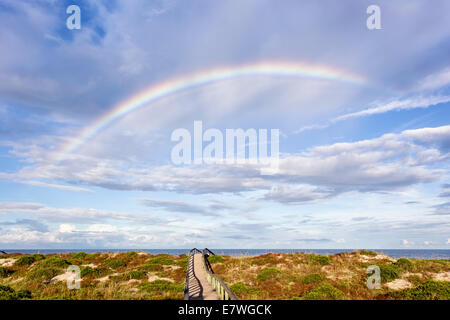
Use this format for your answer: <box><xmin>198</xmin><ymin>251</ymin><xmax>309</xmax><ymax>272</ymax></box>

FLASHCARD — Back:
<box><xmin>359</xmin><ymin>254</ymin><xmax>395</xmax><ymax>263</ymax></box>
<box><xmin>97</xmin><ymin>272</ymin><xmax>119</xmax><ymax>282</ymax></box>
<box><xmin>385</xmin><ymin>279</ymin><xmax>413</xmax><ymax>290</ymax></box>
<box><xmin>51</xmin><ymin>271</ymin><xmax>77</xmax><ymax>283</ymax></box>
<box><xmin>148</xmin><ymin>275</ymin><xmax>174</xmax><ymax>283</ymax></box>
<box><xmin>0</xmin><ymin>258</ymin><xmax>17</xmax><ymax>267</ymax></box>
<box><xmin>433</xmin><ymin>272</ymin><xmax>450</xmax><ymax>281</ymax></box>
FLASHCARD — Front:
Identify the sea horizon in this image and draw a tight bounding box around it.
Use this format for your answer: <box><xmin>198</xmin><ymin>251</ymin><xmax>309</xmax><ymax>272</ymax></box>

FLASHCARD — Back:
<box><xmin>2</xmin><ymin>248</ymin><xmax>450</xmax><ymax>259</ymax></box>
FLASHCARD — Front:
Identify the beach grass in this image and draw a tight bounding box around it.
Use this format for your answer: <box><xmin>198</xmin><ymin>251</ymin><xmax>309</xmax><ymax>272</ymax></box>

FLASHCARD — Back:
<box><xmin>0</xmin><ymin>251</ymin><xmax>186</xmax><ymax>300</ymax></box>
<box><xmin>0</xmin><ymin>250</ymin><xmax>449</xmax><ymax>300</ymax></box>
<box><xmin>210</xmin><ymin>250</ymin><xmax>450</xmax><ymax>300</ymax></box>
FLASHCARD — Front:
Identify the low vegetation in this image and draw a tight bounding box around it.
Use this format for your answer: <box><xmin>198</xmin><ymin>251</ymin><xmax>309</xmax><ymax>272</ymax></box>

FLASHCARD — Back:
<box><xmin>308</xmin><ymin>254</ymin><xmax>331</xmax><ymax>266</ymax></box>
<box><xmin>386</xmin><ymin>280</ymin><xmax>450</xmax><ymax>300</ymax></box>
<box><xmin>395</xmin><ymin>258</ymin><xmax>413</xmax><ymax>271</ymax></box>
<box><xmin>210</xmin><ymin>251</ymin><xmax>450</xmax><ymax>300</ymax></box>
<box><xmin>0</xmin><ymin>250</ymin><xmax>448</xmax><ymax>300</ymax></box>
<box><xmin>359</xmin><ymin>250</ymin><xmax>378</xmax><ymax>257</ymax></box>
<box><xmin>0</xmin><ymin>267</ymin><xmax>15</xmax><ymax>278</ymax></box>
<box><xmin>139</xmin><ymin>280</ymin><xmax>184</xmax><ymax>293</ymax></box>
<box><xmin>208</xmin><ymin>255</ymin><xmax>225</xmax><ymax>264</ymax></box>
<box><xmin>257</xmin><ymin>267</ymin><xmax>283</xmax><ymax>282</ymax></box>
<box><xmin>0</xmin><ymin>285</ymin><xmax>31</xmax><ymax>300</ymax></box>
<box><xmin>298</xmin><ymin>283</ymin><xmax>346</xmax><ymax>300</ymax></box>
<box><xmin>146</xmin><ymin>255</ymin><xmax>177</xmax><ymax>266</ymax></box>
<box><xmin>0</xmin><ymin>251</ymin><xmax>186</xmax><ymax>300</ymax></box>
<box><xmin>301</xmin><ymin>273</ymin><xmax>324</xmax><ymax>284</ymax></box>
<box><xmin>230</xmin><ymin>282</ymin><xmax>260</xmax><ymax>296</ymax></box>
<box><xmin>378</xmin><ymin>264</ymin><xmax>400</xmax><ymax>283</ymax></box>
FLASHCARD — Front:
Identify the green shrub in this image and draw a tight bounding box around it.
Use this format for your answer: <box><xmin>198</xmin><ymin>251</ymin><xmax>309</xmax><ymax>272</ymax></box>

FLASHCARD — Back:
<box><xmin>300</xmin><ymin>283</ymin><xmax>346</xmax><ymax>300</ymax></box>
<box><xmin>393</xmin><ymin>281</ymin><xmax>450</xmax><ymax>300</ymax></box>
<box><xmin>379</xmin><ymin>264</ymin><xmax>400</xmax><ymax>283</ymax></box>
<box><xmin>146</xmin><ymin>256</ymin><xmax>176</xmax><ymax>265</ymax></box>
<box><xmin>80</xmin><ymin>266</ymin><xmax>96</xmax><ymax>278</ymax></box>
<box><xmin>139</xmin><ymin>280</ymin><xmax>184</xmax><ymax>292</ymax></box>
<box><xmin>230</xmin><ymin>282</ymin><xmax>260</xmax><ymax>295</ymax></box>
<box><xmin>15</xmin><ymin>256</ymin><xmax>36</xmax><ymax>266</ymax></box>
<box><xmin>208</xmin><ymin>255</ymin><xmax>224</xmax><ymax>264</ymax></box>
<box><xmin>139</xmin><ymin>264</ymin><xmax>164</xmax><ymax>272</ymax></box>
<box><xmin>71</xmin><ymin>252</ymin><xmax>87</xmax><ymax>260</ymax></box>
<box><xmin>359</xmin><ymin>250</ymin><xmax>378</xmax><ymax>256</ymax></box>
<box><xmin>32</xmin><ymin>254</ymin><xmax>46</xmax><ymax>261</ymax></box>
<box><xmin>0</xmin><ymin>285</ymin><xmax>31</xmax><ymax>300</ymax></box>
<box><xmin>427</xmin><ymin>259</ymin><xmax>450</xmax><ymax>266</ymax></box>
<box><xmin>176</xmin><ymin>255</ymin><xmax>189</xmax><ymax>267</ymax></box>
<box><xmin>308</xmin><ymin>254</ymin><xmax>331</xmax><ymax>266</ymax></box>
<box><xmin>38</xmin><ymin>257</ymin><xmax>71</xmax><ymax>268</ymax></box>
<box><xmin>125</xmin><ymin>270</ymin><xmax>147</xmax><ymax>280</ymax></box>
<box><xmin>86</xmin><ymin>253</ymin><xmax>101</xmax><ymax>259</ymax></box>
<box><xmin>395</xmin><ymin>258</ymin><xmax>413</xmax><ymax>270</ymax></box>
<box><xmin>0</xmin><ymin>285</ymin><xmax>16</xmax><ymax>300</ymax></box>
<box><xmin>249</xmin><ymin>255</ymin><xmax>278</xmax><ymax>266</ymax></box>
<box><xmin>301</xmin><ymin>273</ymin><xmax>325</xmax><ymax>284</ymax></box>
<box><xmin>124</xmin><ymin>251</ymin><xmax>137</xmax><ymax>258</ymax></box>
<box><xmin>80</xmin><ymin>266</ymin><xmax>109</xmax><ymax>278</ymax></box>
<box><xmin>27</xmin><ymin>266</ymin><xmax>61</xmax><ymax>281</ymax></box>
<box><xmin>110</xmin><ymin>270</ymin><xmax>147</xmax><ymax>282</ymax></box>
<box><xmin>256</xmin><ymin>267</ymin><xmax>282</xmax><ymax>282</ymax></box>
<box><xmin>0</xmin><ymin>267</ymin><xmax>15</xmax><ymax>278</ymax></box>
<box><xmin>106</xmin><ymin>259</ymin><xmax>127</xmax><ymax>269</ymax></box>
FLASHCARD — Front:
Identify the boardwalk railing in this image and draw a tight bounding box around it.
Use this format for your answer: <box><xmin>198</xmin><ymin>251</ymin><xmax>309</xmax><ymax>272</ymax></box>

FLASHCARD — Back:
<box><xmin>184</xmin><ymin>248</ymin><xmax>201</xmax><ymax>300</ymax></box>
<box><xmin>201</xmin><ymin>248</ymin><xmax>238</xmax><ymax>300</ymax></box>
<box><xmin>184</xmin><ymin>248</ymin><xmax>238</xmax><ymax>300</ymax></box>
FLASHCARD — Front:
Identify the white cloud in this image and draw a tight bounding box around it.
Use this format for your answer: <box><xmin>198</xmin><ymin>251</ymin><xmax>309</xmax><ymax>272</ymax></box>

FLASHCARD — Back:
<box><xmin>263</xmin><ymin>185</ymin><xmax>333</xmax><ymax>204</ymax></box>
<box><xmin>20</xmin><ymin>180</ymin><xmax>92</xmax><ymax>193</ymax></box>
<box><xmin>139</xmin><ymin>198</ymin><xmax>237</xmax><ymax>216</ymax></box>
<box><xmin>296</xmin><ymin>95</ymin><xmax>450</xmax><ymax>133</ymax></box>
<box><xmin>59</xmin><ymin>224</ymin><xmax>75</xmax><ymax>233</ymax></box>
<box><xmin>1</xmin><ymin>1</ymin><xmax>450</xmax><ymax>249</ymax></box>
<box><xmin>2</xmin><ymin>125</ymin><xmax>449</xmax><ymax>204</ymax></box>
<box><xmin>402</xmin><ymin>239</ymin><xmax>414</xmax><ymax>246</ymax></box>
<box><xmin>0</xmin><ymin>202</ymin><xmax>161</xmax><ymax>224</ymax></box>
<box><xmin>87</xmin><ymin>224</ymin><xmax>117</xmax><ymax>233</ymax></box>
<box><xmin>419</xmin><ymin>68</ymin><xmax>450</xmax><ymax>90</ymax></box>
<box><xmin>333</xmin><ymin>95</ymin><xmax>450</xmax><ymax>122</ymax></box>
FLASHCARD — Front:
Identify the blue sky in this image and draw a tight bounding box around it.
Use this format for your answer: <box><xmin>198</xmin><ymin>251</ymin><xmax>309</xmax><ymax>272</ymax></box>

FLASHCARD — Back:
<box><xmin>0</xmin><ymin>0</ymin><xmax>449</xmax><ymax>249</ymax></box>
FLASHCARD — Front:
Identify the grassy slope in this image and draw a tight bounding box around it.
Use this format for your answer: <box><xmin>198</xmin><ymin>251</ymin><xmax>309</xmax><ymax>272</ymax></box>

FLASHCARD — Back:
<box><xmin>210</xmin><ymin>250</ymin><xmax>450</xmax><ymax>300</ymax></box>
<box><xmin>0</xmin><ymin>250</ymin><xmax>449</xmax><ymax>300</ymax></box>
<box><xmin>0</xmin><ymin>252</ymin><xmax>186</xmax><ymax>300</ymax></box>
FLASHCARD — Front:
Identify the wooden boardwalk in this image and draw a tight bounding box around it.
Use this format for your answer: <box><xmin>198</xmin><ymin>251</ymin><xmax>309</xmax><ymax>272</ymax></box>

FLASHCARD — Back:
<box><xmin>186</xmin><ymin>253</ymin><xmax>220</xmax><ymax>300</ymax></box>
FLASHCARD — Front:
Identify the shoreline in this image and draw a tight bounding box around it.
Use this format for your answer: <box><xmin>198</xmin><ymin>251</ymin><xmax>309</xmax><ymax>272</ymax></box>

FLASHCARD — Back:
<box><xmin>2</xmin><ymin>249</ymin><xmax>450</xmax><ymax>260</ymax></box>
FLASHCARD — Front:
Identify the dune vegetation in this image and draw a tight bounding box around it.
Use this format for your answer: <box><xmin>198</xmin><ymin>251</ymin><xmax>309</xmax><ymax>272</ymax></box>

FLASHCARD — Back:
<box><xmin>0</xmin><ymin>251</ymin><xmax>186</xmax><ymax>300</ymax></box>
<box><xmin>211</xmin><ymin>250</ymin><xmax>450</xmax><ymax>300</ymax></box>
<box><xmin>0</xmin><ymin>250</ymin><xmax>449</xmax><ymax>300</ymax></box>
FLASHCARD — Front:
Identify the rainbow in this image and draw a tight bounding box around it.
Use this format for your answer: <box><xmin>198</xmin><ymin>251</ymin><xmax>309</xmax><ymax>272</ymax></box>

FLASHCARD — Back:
<box><xmin>57</xmin><ymin>61</ymin><xmax>367</xmax><ymax>160</ymax></box>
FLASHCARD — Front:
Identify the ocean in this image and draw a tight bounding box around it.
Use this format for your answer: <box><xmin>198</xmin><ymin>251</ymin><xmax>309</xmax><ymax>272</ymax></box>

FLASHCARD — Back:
<box><xmin>2</xmin><ymin>249</ymin><xmax>450</xmax><ymax>259</ymax></box>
